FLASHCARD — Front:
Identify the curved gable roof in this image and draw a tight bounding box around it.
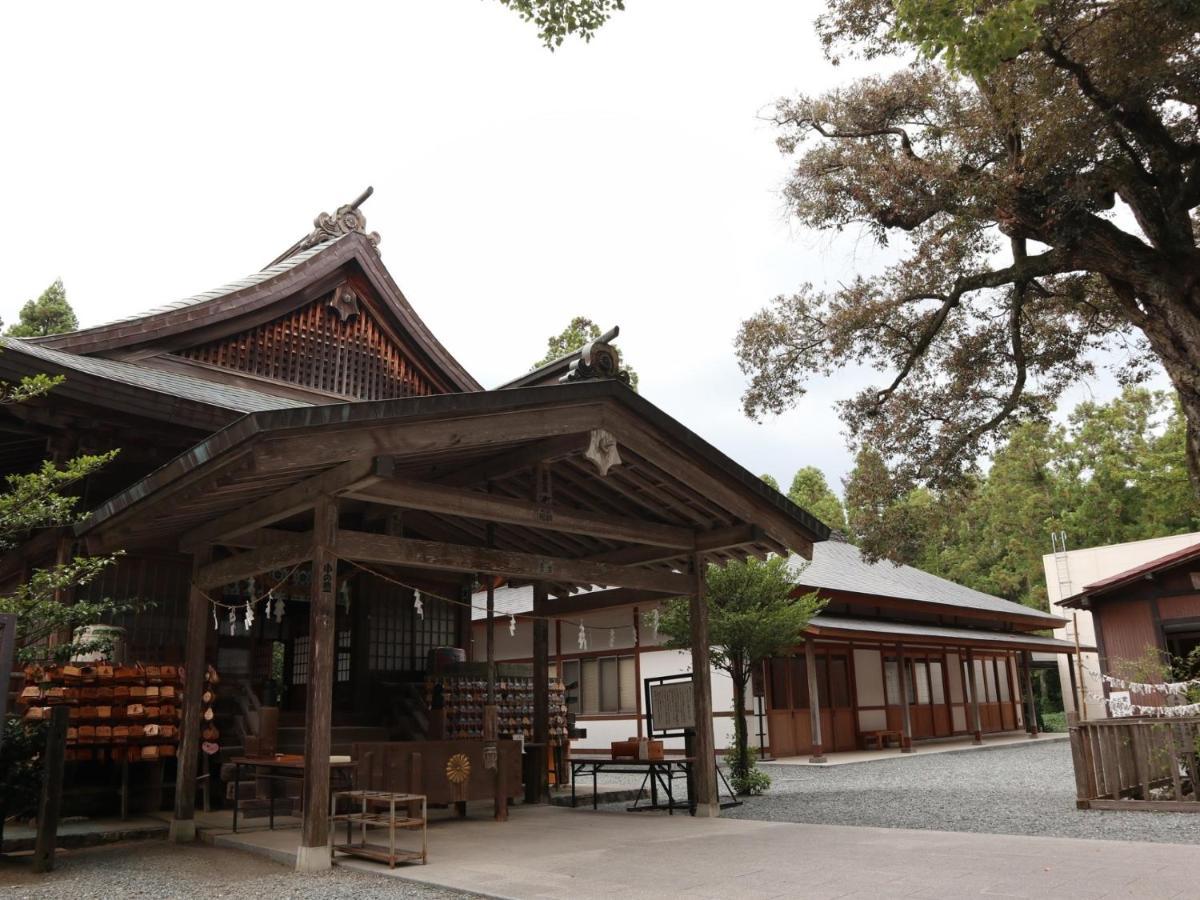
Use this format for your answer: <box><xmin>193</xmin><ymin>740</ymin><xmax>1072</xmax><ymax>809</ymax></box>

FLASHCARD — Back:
<box><xmin>32</xmin><ymin>232</ymin><xmax>480</xmax><ymax>394</ymax></box>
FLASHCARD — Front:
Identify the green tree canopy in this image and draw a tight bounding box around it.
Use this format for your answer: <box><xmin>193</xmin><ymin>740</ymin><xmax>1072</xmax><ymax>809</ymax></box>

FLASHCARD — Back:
<box><xmin>533</xmin><ymin>315</ymin><xmax>639</xmax><ymax>390</ymax></box>
<box><xmin>760</xmin><ymin>473</ymin><xmax>781</xmax><ymax>492</ymax></box>
<box><xmin>657</xmin><ymin>557</ymin><xmax>825</xmax><ymax>780</ymax></box>
<box><xmin>787</xmin><ymin>466</ymin><xmax>848</xmax><ymax>532</ymax></box>
<box><xmin>847</xmin><ymin>386</ymin><xmax>1200</xmax><ymax>610</ymax></box>
<box><xmin>6</xmin><ymin>279</ymin><xmax>78</xmax><ymax>338</ymax></box>
<box><xmin>496</xmin><ymin>0</ymin><xmax>625</xmax><ymax>49</ymax></box>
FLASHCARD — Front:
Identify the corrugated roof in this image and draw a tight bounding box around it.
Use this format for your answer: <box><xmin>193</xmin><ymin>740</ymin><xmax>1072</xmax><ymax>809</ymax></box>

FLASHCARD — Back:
<box><xmin>790</xmin><ymin>539</ymin><xmax>1063</xmax><ymax>625</ymax></box>
<box><xmin>808</xmin><ymin>614</ymin><xmax>1089</xmax><ymax>652</ymax></box>
<box><xmin>32</xmin><ymin>238</ymin><xmax>344</xmax><ymax>340</ymax></box>
<box><xmin>1</xmin><ymin>338</ymin><xmax>311</xmax><ymax>414</ymax></box>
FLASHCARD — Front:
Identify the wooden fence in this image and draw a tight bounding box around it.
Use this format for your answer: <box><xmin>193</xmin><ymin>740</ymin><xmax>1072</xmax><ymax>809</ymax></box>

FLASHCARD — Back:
<box><xmin>1069</xmin><ymin>716</ymin><xmax>1200</xmax><ymax>811</ymax></box>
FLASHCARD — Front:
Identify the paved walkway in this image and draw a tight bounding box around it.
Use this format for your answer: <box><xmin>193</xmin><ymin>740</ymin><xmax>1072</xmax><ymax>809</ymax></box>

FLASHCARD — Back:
<box><xmin>211</xmin><ymin>804</ymin><xmax>1200</xmax><ymax>899</ymax></box>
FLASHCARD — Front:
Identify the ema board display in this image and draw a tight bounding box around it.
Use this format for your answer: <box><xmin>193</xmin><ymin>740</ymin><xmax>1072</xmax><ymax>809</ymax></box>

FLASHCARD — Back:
<box><xmin>649</xmin><ymin>681</ymin><xmax>694</xmax><ymax>732</ymax></box>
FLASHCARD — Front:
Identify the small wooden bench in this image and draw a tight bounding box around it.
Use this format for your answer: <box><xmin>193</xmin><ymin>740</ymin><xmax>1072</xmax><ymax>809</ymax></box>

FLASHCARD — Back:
<box><xmin>861</xmin><ymin>730</ymin><xmax>904</xmax><ymax>751</ymax></box>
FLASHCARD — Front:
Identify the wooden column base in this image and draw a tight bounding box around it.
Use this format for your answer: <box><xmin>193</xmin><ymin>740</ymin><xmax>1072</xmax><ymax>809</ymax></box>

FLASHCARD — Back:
<box><xmin>972</xmin><ymin>732</ymin><xmax>983</xmax><ymax>746</ymax></box>
<box><xmin>168</xmin><ymin>819</ymin><xmax>196</xmax><ymax>843</ymax></box>
<box><xmin>295</xmin><ymin>845</ymin><xmax>332</xmax><ymax>873</ymax></box>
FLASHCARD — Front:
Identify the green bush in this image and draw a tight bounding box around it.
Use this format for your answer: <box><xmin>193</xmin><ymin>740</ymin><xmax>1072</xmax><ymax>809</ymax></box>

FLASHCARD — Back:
<box><xmin>727</xmin><ymin>745</ymin><xmax>771</xmax><ymax>796</ymax></box>
<box><xmin>1041</xmin><ymin>711</ymin><xmax>1067</xmax><ymax>733</ymax></box>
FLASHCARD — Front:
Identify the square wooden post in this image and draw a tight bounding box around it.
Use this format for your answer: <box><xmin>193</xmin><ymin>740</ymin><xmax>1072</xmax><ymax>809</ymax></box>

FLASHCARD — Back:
<box><xmin>1022</xmin><ymin>651</ymin><xmax>1040</xmax><ymax>738</ymax></box>
<box><xmin>897</xmin><ymin>644</ymin><xmax>913</xmax><ymax>753</ymax></box>
<box><xmin>689</xmin><ymin>554</ymin><xmax>719</xmax><ymax>817</ymax></box>
<box><xmin>171</xmin><ymin>548</ymin><xmax>211</xmax><ymax>843</ymax></box>
<box><xmin>805</xmin><ymin>637</ymin><xmax>825</xmax><ymax>763</ymax></box>
<box><xmin>297</xmin><ymin>496</ymin><xmax>337</xmax><ymax>873</ymax></box>
<box><xmin>532</xmin><ymin>583</ymin><xmax>550</xmax><ymax>803</ymax></box>
<box><xmin>966</xmin><ymin>648</ymin><xmax>983</xmax><ymax>745</ymax></box>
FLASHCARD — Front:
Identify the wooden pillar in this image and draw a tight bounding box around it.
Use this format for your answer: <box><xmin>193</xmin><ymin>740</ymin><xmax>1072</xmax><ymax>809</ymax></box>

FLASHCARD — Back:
<box><xmin>805</xmin><ymin>637</ymin><xmax>825</xmax><ymax>763</ymax></box>
<box><xmin>688</xmin><ymin>554</ymin><xmax>719</xmax><ymax>817</ymax></box>
<box><xmin>633</xmin><ymin>606</ymin><xmax>644</xmax><ymax>740</ymax></box>
<box><xmin>897</xmin><ymin>644</ymin><xmax>913</xmax><ymax>752</ymax></box>
<box><xmin>966</xmin><ymin>648</ymin><xmax>983</xmax><ymax>745</ymax></box>
<box><xmin>297</xmin><ymin>496</ymin><xmax>337</xmax><ymax>872</ymax></box>
<box><xmin>32</xmin><ymin>705</ymin><xmax>68</xmax><ymax>872</ymax></box>
<box><xmin>532</xmin><ymin>583</ymin><xmax>550</xmax><ymax>802</ymax></box>
<box><xmin>170</xmin><ymin>547</ymin><xmax>211</xmax><ymax>843</ymax></box>
<box><xmin>1022</xmin><ymin>651</ymin><xmax>1039</xmax><ymax>737</ymax></box>
<box><xmin>1066</xmin><ymin>652</ymin><xmax>1079</xmax><ymax>721</ymax></box>
<box><xmin>350</xmin><ymin>574</ymin><xmax>370</xmax><ymax>716</ymax></box>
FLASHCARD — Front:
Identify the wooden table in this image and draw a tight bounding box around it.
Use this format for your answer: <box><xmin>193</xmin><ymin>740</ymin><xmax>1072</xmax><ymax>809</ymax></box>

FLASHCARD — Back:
<box><xmin>568</xmin><ymin>756</ymin><xmax>696</xmax><ymax>815</ymax></box>
<box><xmin>861</xmin><ymin>730</ymin><xmax>904</xmax><ymax>751</ymax></box>
<box><xmin>230</xmin><ymin>755</ymin><xmax>357</xmax><ymax>833</ymax></box>
<box><xmin>331</xmin><ymin>790</ymin><xmax>427</xmax><ymax>868</ymax></box>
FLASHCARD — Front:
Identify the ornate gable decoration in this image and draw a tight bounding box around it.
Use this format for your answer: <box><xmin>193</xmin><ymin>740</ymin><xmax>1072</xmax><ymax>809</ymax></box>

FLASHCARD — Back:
<box><xmin>560</xmin><ymin>336</ymin><xmax>631</xmax><ymax>386</ymax></box>
<box><xmin>294</xmin><ymin>186</ymin><xmax>381</xmax><ymax>256</ymax></box>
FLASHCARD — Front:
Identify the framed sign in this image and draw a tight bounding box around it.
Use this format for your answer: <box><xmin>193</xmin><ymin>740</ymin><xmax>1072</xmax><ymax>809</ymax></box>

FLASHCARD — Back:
<box><xmin>644</xmin><ymin>672</ymin><xmax>695</xmax><ymax>737</ymax></box>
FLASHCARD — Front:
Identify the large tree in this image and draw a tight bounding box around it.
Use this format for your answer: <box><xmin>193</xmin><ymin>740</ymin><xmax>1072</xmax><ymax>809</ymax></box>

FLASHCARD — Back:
<box><xmin>657</xmin><ymin>557</ymin><xmax>824</xmax><ymax>786</ymax></box>
<box><xmin>6</xmin><ymin>279</ymin><xmax>78</xmax><ymax>338</ymax></box>
<box><xmin>737</xmin><ymin>1</ymin><xmax>1200</xmax><ymax>513</ymax></box>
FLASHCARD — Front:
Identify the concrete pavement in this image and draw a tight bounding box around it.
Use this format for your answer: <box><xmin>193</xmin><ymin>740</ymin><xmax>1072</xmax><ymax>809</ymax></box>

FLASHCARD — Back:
<box><xmin>211</xmin><ymin>803</ymin><xmax>1200</xmax><ymax>899</ymax></box>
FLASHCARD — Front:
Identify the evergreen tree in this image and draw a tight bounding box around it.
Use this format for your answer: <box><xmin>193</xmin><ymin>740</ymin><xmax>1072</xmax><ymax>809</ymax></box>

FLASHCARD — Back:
<box><xmin>787</xmin><ymin>466</ymin><xmax>847</xmax><ymax>532</ymax></box>
<box><xmin>6</xmin><ymin>279</ymin><xmax>79</xmax><ymax>338</ymax></box>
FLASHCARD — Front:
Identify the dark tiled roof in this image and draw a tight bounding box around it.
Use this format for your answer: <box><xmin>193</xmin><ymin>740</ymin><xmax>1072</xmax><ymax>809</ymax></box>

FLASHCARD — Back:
<box><xmin>31</xmin><ymin>238</ymin><xmax>343</xmax><ymax>343</ymax></box>
<box><xmin>1</xmin><ymin>338</ymin><xmax>311</xmax><ymax>414</ymax></box>
<box><xmin>790</xmin><ymin>539</ymin><xmax>1063</xmax><ymax>625</ymax></box>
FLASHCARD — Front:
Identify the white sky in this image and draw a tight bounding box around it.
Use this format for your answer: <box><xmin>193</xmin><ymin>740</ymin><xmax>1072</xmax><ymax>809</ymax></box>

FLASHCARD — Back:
<box><xmin>0</xmin><ymin>1</ymin><xmax>1156</xmax><ymax>496</ymax></box>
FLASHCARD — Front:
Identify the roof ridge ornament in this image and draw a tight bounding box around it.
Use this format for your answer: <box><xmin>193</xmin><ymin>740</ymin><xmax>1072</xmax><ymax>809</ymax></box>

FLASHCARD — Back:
<box><xmin>284</xmin><ymin>187</ymin><xmax>380</xmax><ymax>262</ymax></box>
<box><xmin>559</xmin><ymin>326</ymin><xmax>631</xmax><ymax>386</ymax></box>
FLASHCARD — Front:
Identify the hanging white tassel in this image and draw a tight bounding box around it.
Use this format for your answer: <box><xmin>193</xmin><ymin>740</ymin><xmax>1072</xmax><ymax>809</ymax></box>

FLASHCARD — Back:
<box><xmin>273</xmin><ymin>594</ymin><xmax>285</xmax><ymax>623</ymax></box>
<box><xmin>609</xmin><ymin>628</ymin><xmax>615</xmax><ymax>648</ymax></box>
<box><xmin>244</xmin><ymin>598</ymin><xmax>254</xmax><ymax>630</ymax></box>
<box><xmin>213</xmin><ymin>605</ymin><xmax>219</xmax><ymax>632</ymax></box>
<box><xmin>339</xmin><ymin>581</ymin><xmax>350</xmax><ymax>611</ymax></box>
<box><xmin>577</xmin><ymin>622</ymin><xmax>587</xmax><ymax>651</ymax></box>
<box><xmin>228</xmin><ymin>606</ymin><xmax>236</xmax><ymax>636</ymax></box>
<box><xmin>414</xmin><ymin>590</ymin><xmax>424</xmax><ymax>620</ymax></box>
<box><xmin>509</xmin><ymin>614</ymin><xmax>517</xmax><ymax>637</ymax></box>
<box><xmin>647</xmin><ymin>608</ymin><xmax>660</xmax><ymax>641</ymax></box>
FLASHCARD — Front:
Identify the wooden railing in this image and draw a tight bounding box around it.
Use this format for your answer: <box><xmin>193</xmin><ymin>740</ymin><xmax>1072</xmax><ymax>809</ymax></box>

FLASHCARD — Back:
<box><xmin>1069</xmin><ymin>716</ymin><xmax>1200</xmax><ymax>811</ymax></box>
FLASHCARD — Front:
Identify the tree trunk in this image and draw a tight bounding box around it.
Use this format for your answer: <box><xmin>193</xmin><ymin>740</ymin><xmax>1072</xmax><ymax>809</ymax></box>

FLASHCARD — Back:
<box><xmin>1129</xmin><ymin>283</ymin><xmax>1200</xmax><ymax>494</ymax></box>
<box><xmin>730</xmin><ymin>659</ymin><xmax>749</xmax><ymax>775</ymax></box>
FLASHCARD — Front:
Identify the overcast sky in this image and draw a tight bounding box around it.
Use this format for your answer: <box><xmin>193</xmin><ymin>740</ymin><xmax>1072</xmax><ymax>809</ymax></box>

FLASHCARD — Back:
<box><xmin>0</xmin><ymin>1</ymin><xmax>1153</xmax><ymax>496</ymax></box>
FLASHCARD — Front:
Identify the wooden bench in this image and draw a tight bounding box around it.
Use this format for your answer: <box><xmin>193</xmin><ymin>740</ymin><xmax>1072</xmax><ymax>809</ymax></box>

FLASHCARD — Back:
<box><xmin>861</xmin><ymin>729</ymin><xmax>904</xmax><ymax>750</ymax></box>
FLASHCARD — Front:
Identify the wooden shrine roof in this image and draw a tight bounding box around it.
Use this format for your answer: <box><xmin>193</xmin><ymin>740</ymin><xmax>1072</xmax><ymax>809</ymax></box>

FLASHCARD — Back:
<box><xmin>76</xmin><ymin>380</ymin><xmax>829</xmax><ymax>591</ymax></box>
<box><xmin>29</xmin><ymin>231</ymin><xmax>480</xmax><ymax>394</ymax></box>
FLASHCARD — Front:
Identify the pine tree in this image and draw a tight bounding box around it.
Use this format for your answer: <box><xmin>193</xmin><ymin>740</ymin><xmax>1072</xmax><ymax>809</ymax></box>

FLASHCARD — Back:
<box><xmin>6</xmin><ymin>279</ymin><xmax>79</xmax><ymax>338</ymax></box>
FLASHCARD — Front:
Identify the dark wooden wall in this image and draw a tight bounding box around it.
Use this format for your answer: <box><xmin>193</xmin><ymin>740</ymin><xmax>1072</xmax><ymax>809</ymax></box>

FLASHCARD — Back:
<box><xmin>175</xmin><ymin>293</ymin><xmax>438</xmax><ymax>400</ymax></box>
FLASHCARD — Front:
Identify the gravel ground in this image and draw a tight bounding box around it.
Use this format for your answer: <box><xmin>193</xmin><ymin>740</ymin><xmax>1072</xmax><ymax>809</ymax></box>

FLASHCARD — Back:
<box><xmin>0</xmin><ymin>841</ymin><xmax>477</xmax><ymax>900</ymax></box>
<box><xmin>722</xmin><ymin>739</ymin><xmax>1200</xmax><ymax>844</ymax></box>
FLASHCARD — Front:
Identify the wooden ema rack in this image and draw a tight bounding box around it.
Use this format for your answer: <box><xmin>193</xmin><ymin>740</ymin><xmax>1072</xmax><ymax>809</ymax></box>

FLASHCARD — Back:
<box><xmin>17</xmin><ymin>663</ymin><xmax>219</xmax><ymax>763</ymax></box>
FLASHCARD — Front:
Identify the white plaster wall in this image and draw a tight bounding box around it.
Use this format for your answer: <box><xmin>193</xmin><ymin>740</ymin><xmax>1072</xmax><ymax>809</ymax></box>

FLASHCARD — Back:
<box><xmin>1042</xmin><ymin>531</ymin><xmax>1200</xmax><ymax>719</ymax></box>
<box><xmin>853</xmin><ymin>648</ymin><xmax>887</xmax><ymax>732</ymax></box>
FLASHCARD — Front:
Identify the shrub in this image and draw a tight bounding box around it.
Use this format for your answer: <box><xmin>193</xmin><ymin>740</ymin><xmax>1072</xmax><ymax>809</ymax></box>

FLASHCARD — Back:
<box><xmin>727</xmin><ymin>745</ymin><xmax>771</xmax><ymax>796</ymax></box>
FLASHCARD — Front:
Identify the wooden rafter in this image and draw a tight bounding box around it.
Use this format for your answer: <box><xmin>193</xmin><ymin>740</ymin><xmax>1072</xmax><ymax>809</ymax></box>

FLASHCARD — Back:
<box><xmin>180</xmin><ymin>459</ymin><xmax>376</xmax><ymax>550</ymax></box>
<box><xmin>344</xmin><ymin>473</ymin><xmax>697</xmax><ymax>550</ymax></box>
<box><xmin>195</xmin><ymin>532</ymin><xmax>313</xmax><ymax>590</ymax></box>
<box><xmin>427</xmin><ymin>432</ymin><xmax>588</xmax><ymax>487</ymax></box>
<box><xmin>332</xmin><ymin>530</ymin><xmax>691</xmax><ymax>594</ymax></box>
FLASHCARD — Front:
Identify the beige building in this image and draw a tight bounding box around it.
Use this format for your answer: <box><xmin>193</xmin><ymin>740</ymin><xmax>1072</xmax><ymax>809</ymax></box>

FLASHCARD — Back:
<box><xmin>1042</xmin><ymin>531</ymin><xmax>1200</xmax><ymax>719</ymax></box>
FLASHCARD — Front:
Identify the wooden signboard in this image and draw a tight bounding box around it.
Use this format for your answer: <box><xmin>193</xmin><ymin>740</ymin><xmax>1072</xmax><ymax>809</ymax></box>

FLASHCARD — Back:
<box><xmin>645</xmin><ymin>673</ymin><xmax>695</xmax><ymax>737</ymax></box>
